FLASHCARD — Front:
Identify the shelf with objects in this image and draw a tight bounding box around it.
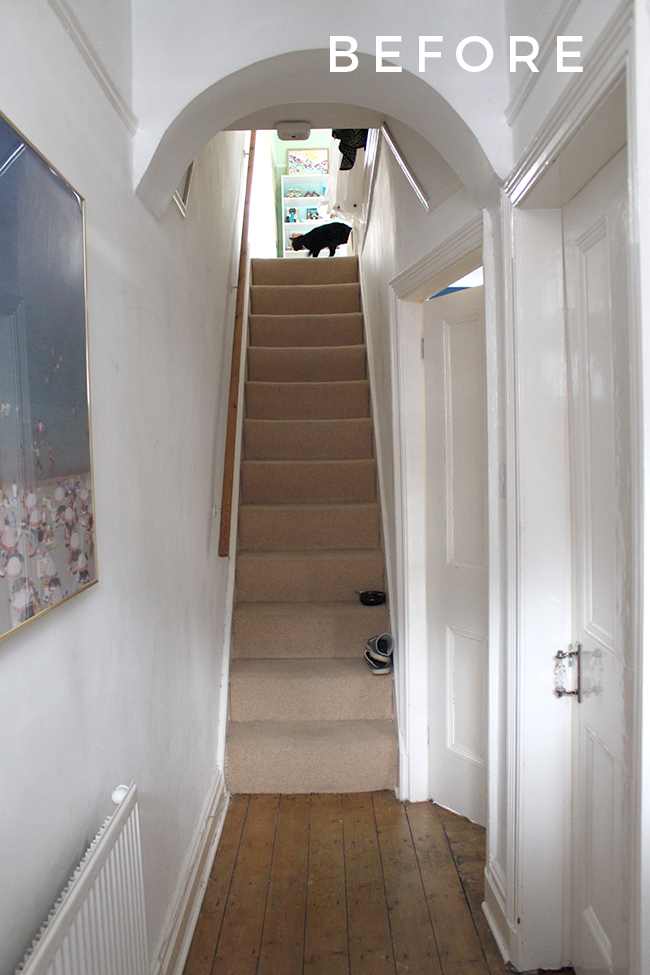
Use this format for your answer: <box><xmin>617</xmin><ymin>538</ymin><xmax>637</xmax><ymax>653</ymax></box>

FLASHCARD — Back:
<box><xmin>281</xmin><ymin>173</ymin><xmax>328</xmax><ymax>257</ymax></box>
<box><xmin>281</xmin><ymin>173</ymin><xmax>352</xmax><ymax>258</ymax></box>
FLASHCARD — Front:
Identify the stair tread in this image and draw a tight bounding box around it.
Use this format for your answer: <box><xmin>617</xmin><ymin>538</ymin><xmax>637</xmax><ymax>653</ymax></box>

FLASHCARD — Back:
<box><xmin>231</xmin><ymin>657</ymin><xmax>380</xmax><ymax>677</ymax></box>
<box><xmin>246</xmin><ymin>379</ymin><xmax>368</xmax><ymax>389</ymax></box>
<box><xmin>229</xmin><ymin>658</ymin><xmax>393</xmax><ymax>722</ymax></box>
<box><xmin>246</xmin><ymin>416</ymin><xmax>372</xmax><ymax>423</ymax></box>
<box><xmin>248</xmin><ymin>347</ymin><xmax>366</xmax><ymax>382</ymax></box>
<box><xmin>234</xmin><ymin>600</ymin><xmax>388</xmax><ymax>618</ymax></box>
<box><xmin>237</xmin><ymin>548</ymin><xmax>383</xmax><ymax>561</ymax></box>
<box><xmin>253</xmin><ymin>346</ymin><xmax>365</xmax><ymax>354</ymax></box>
<box><xmin>232</xmin><ymin>601</ymin><xmax>389</xmax><ymax>659</ymax></box>
<box><xmin>227</xmin><ymin>718</ymin><xmax>395</xmax><ymax>738</ymax></box>
<box><xmin>241</xmin><ymin>457</ymin><xmax>376</xmax><ymax>505</ymax></box>
<box><xmin>237</xmin><ymin>503</ymin><xmax>380</xmax><ymax>552</ymax></box>
<box><xmin>249</xmin><ymin>314</ymin><xmax>364</xmax><ymax>348</ymax></box>
<box><xmin>241</xmin><ymin>457</ymin><xmax>375</xmax><ymax>466</ymax></box>
<box><xmin>250</xmin><ymin>283</ymin><xmax>361</xmax><ymax>316</ymax></box>
<box><xmin>239</xmin><ymin>501</ymin><xmax>380</xmax><ymax>512</ymax></box>
<box><xmin>244</xmin><ymin>418</ymin><xmax>373</xmax><ymax>461</ymax></box>
<box><xmin>245</xmin><ymin>380</ymin><xmax>369</xmax><ymax>420</ymax></box>
<box><xmin>226</xmin><ymin>719</ymin><xmax>397</xmax><ymax>793</ymax></box>
<box><xmin>249</xmin><ymin>312</ymin><xmax>363</xmax><ymax>323</ymax></box>
<box><xmin>251</xmin><ymin>256</ymin><xmax>358</xmax><ymax>286</ymax></box>
<box><xmin>251</xmin><ymin>283</ymin><xmax>360</xmax><ymax>294</ymax></box>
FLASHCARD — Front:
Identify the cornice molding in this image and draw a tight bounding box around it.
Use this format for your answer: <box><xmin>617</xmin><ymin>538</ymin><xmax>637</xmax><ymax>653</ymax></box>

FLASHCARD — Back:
<box><xmin>389</xmin><ymin>215</ymin><xmax>483</xmax><ymax>301</ymax></box>
<box><xmin>506</xmin><ymin>0</ymin><xmax>632</xmax><ymax>205</ymax></box>
<box><xmin>47</xmin><ymin>0</ymin><xmax>138</xmax><ymax>135</ymax></box>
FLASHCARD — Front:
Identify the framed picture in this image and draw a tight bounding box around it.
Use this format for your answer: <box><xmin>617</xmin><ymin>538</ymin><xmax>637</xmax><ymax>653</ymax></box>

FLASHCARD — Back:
<box><xmin>0</xmin><ymin>111</ymin><xmax>96</xmax><ymax>642</ymax></box>
<box><xmin>287</xmin><ymin>148</ymin><xmax>329</xmax><ymax>175</ymax></box>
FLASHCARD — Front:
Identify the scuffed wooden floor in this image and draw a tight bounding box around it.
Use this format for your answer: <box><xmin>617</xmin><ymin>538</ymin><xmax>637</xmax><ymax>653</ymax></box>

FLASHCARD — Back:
<box><xmin>183</xmin><ymin>792</ymin><xmax>574</xmax><ymax>975</ymax></box>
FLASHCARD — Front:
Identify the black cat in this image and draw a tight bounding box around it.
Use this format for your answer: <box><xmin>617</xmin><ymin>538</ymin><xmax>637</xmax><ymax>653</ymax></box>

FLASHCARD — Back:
<box><xmin>291</xmin><ymin>221</ymin><xmax>352</xmax><ymax>257</ymax></box>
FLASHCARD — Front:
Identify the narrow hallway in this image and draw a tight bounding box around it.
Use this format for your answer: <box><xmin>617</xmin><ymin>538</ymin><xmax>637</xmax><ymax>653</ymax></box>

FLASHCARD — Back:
<box><xmin>182</xmin><ymin>792</ymin><xmax>575</xmax><ymax>975</ymax></box>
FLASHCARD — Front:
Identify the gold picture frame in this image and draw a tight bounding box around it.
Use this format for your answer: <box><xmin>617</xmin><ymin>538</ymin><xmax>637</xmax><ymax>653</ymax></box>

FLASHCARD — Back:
<box><xmin>0</xmin><ymin>109</ymin><xmax>97</xmax><ymax>642</ymax></box>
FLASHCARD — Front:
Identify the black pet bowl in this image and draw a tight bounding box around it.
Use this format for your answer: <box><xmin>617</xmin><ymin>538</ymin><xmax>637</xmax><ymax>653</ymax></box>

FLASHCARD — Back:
<box><xmin>359</xmin><ymin>590</ymin><xmax>386</xmax><ymax>606</ymax></box>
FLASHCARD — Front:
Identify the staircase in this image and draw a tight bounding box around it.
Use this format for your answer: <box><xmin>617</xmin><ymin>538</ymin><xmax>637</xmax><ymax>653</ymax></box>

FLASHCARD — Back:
<box><xmin>225</xmin><ymin>256</ymin><xmax>398</xmax><ymax>794</ymax></box>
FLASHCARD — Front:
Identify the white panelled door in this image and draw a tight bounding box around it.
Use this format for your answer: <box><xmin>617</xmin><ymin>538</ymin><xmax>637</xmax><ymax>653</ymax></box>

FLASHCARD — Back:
<box><xmin>563</xmin><ymin>148</ymin><xmax>633</xmax><ymax>974</ymax></box>
<box><xmin>424</xmin><ymin>285</ymin><xmax>488</xmax><ymax>826</ymax></box>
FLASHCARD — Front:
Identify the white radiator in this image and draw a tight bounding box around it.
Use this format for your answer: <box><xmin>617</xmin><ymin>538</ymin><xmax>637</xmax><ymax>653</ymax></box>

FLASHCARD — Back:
<box><xmin>16</xmin><ymin>783</ymin><xmax>149</xmax><ymax>975</ymax></box>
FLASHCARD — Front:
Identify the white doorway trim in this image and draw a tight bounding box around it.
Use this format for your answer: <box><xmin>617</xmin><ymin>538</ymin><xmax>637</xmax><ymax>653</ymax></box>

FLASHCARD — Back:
<box><xmin>388</xmin><ymin>216</ymin><xmax>484</xmax><ymax>803</ymax></box>
<box><xmin>497</xmin><ymin>5</ymin><xmax>642</xmax><ymax>971</ymax></box>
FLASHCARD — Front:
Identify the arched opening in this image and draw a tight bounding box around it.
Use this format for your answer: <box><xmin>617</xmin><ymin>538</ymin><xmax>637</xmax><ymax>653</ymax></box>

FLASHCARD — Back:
<box><xmin>135</xmin><ymin>49</ymin><xmax>502</xmax><ymax>817</ymax></box>
<box><xmin>135</xmin><ymin>50</ymin><xmax>500</xmax><ymax>218</ymax></box>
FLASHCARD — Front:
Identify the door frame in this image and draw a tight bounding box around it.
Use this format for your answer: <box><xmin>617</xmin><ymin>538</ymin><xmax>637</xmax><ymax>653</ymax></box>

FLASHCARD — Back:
<box><xmin>498</xmin><ymin>4</ymin><xmax>646</xmax><ymax>971</ymax></box>
<box><xmin>387</xmin><ymin>4</ymin><xmax>650</xmax><ymax>972</ymax></box>
<box><xmin>388</xmin><ymin>216</ymin><xmax>486</xmax><ymax>805</ymax></box>
<box><xmin>424</xmin><ymin>282</ymin><xmax>490</xmax><ymax>827</ymax></box>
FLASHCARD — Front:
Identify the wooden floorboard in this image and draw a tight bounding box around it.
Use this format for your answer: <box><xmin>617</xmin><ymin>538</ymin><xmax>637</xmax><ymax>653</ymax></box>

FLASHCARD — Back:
<box><xmin>209</xmin><ymin>794</ymin><xmax>279</xmax><ymax>975</ymax></box>
<box><xmin>183</xmin><ymin>792</ymin><xmax>576</xmax><ymax>975</ymax></box>
<box><xmin>372</xmin><ymin>790</ymin><xmax>442</xmax><ymax>975</ymax></box>
<box><xmin>342</xmin><ymin>792</ymin><xmax>394</xmax><ymax>975</ymax></box>
<box><xmin>257</xmin><ymin>794</ymin><xmax>310</xmax><ymax>975</ymax></box>
<box><xmin>183</xmin><ymin>794</ymin><xmax>249</xmax><ymax>975</ymax></box>
<box><xmin>303</xmin><ymin>794</ymin><xmax>349</xmax><ymax>975</ymax></box>
<box><xmin>406</xmin><ymin>801</ymin><xmax>490</xmax><ymax>975</ymax></box>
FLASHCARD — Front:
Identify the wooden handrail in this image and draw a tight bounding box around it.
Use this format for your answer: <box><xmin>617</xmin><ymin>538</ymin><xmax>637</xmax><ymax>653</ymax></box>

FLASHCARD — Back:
<box><xmin>219</xmin><ymin>131</ymin><xmax>256</xmax><ymax>557</ymax></box>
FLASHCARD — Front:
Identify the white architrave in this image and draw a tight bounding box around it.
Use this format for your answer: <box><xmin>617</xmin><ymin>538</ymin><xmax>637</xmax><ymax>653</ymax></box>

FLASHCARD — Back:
<box><xmin>389</xmin><ymin>295</ymin><xmax>429</xmax><ymax>801</ymax></box>
<box><xmin>631</xmin><ymin>2</ymin><xmax>650</xmax><ymax>971</ymax></box>
<box><xmin>496</xmin><ymin>5</ymin><xmax>643</xmax><ymax>971</ymax></box>
<box><xmin>388</xmin><ymin>218</ymin><xmax>484</xmax><ymax>804</ymax></box>
<box><xmin>498</xmin><ymin>197</ymin><xmax>571</xmax><ymax>972</ymax></box>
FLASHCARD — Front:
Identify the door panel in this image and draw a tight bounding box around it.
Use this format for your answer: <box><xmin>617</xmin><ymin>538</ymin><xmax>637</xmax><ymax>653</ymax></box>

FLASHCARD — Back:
<box><xmin>563</xmin><ymin>147</ymin><xmax>632</xmax><ymax>975</ymax></box>
<box><xmin>425</xmin><ymin>285</ymin><xmax>488</xmax><ymax>826</ymax></box>
<box><xmin>447</xmin><ymin>624</ymin><xmax>486</xmax><ymax>765</ymax></box>
<box><xmin>580</xmin><ymin>225</ymin><xmax>616</xmax><ymax>649</ymax></box>
<box><xmin>445</xmin><ymin>316</ymin><xmax>488</xmax><ymax>569</ymax></box>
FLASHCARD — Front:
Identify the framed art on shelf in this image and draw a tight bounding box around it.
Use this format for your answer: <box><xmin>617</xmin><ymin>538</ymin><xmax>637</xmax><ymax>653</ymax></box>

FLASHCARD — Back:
<box><xmin>0</xmin><ymin>110</ymin><xmax>97</xmax><ymax>642</ymax></box>
<box><xmin>287</xmin><ymin>149</ymin><xmax>329</xmax><ymax>175</ymax></box>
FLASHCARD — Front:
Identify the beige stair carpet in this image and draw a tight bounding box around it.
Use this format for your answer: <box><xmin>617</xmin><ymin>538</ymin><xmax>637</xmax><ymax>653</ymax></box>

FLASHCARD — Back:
<box><xmin>226</xmin><ymin>256</ymin><xmax>397</xmax><ymax>794</ymax></box>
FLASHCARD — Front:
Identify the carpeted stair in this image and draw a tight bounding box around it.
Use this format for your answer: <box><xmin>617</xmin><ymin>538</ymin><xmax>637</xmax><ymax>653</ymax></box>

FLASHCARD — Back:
<box><xmin>225</xmin><ymin>256</ymin><xmax>397</xmax><ymax>794</ymax></box>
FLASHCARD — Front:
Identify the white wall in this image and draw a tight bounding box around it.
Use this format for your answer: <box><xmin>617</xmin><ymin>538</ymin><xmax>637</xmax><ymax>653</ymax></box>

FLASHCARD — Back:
<box><xmin>361</xmin><ymin>135</ymin><xmax>481</xmax><ymax>591</ymax></box>
<box><xmin>359</xmin><ymin>135</ymin><xmax>482</xmax><ymax>799</ymax></box>
<box><xmin>0</xmin><ymin>4</ymin><xmax>246</xmax><ymax>973</ymax></box>
<box><xmin>52</xmin><ymin>0</ymin><xmax>133</xmax><ymax>105</ymax></box>
<box><xmin>131</xmin><ymin>0</ymin><xmax>512</xmax><ymax>189</ymax></box>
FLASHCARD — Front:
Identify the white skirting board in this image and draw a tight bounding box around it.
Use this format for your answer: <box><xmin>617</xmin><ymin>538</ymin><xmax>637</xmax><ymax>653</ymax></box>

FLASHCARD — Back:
<box><xmin>150</xmin><ymin>770</ymin><xmax>229</xmax><ymax>975</ymax></box>
<box><xmin>483</xmin><ymin>865</ymin><xmax>511</xmax><ymax>964</ymax></box>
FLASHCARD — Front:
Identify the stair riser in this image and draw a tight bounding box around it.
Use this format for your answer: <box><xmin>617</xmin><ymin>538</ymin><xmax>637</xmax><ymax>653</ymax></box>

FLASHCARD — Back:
<box><xmin>236</xmin><ymin>553</ymin><xmax>384</xmax><ymax>602</ymax></box>
<box><xmin>226</xmin><ymin>722</ymin><xmax>397</xmax><ymax>794</ymax></box>
<box><xmin>250</xmin><ymin>283</ymin><xmax>361</xmax><ymax>316</ymax></box>
<box><xmin>246</xmin><ymin>381</ymin><xmax>369</xmax><ymax>420</ymax></box>
<box><xmin>248</xmin><ymin>346</ymin><xmax>366</xmax><ymax>383</ymax></box>
<box><xmin>230</xmin><ymin>674</ymin><xmax>393</xmax><ymax>721</ymax></box>
<box><xmin>251</xmin><ymin>256</ymin><xmax>358</xmax><ymax>286</ymax></box>
<box><xmin>243</xmin><ymin>419</ymin><xmax>373</xmax><ymax>460</ymax></box>
<box><xmin>240</xmin><ymin>460</ymin><xmax>376</xmax><ymax>504</ymax></box>
<box><xmin>232</xmin><ymin>604</ymin><xmax>391</xmax><ymax>658</ymax></box>
<box><xmin>249</xmin><ymin>314</ymin><xmax>364</xmax><ymax>348</ymax></box>
<box><xmin>238</xmin><ymin>504</ymin><xmax>380</xmax><ymax>551</ymax></box>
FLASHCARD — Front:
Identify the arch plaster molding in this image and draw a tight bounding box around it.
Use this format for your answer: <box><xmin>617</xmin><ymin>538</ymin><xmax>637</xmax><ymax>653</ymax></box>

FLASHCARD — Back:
<box><xmin>135</xmin><ymin>50</ymin><xmax>500</xmax><ymax>219</ymax></box>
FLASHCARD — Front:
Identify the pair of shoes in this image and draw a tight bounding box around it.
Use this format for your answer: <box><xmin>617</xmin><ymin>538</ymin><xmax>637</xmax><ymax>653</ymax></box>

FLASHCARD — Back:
<box><xmin>364</xmin><ymin>649</ymin><xmax>391</xmax><ymax>674</ymax></box>
<box><xmin>364</xmin><ymin>632</ymin><xmax>394</xmax><ymax>675</ymax></box>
